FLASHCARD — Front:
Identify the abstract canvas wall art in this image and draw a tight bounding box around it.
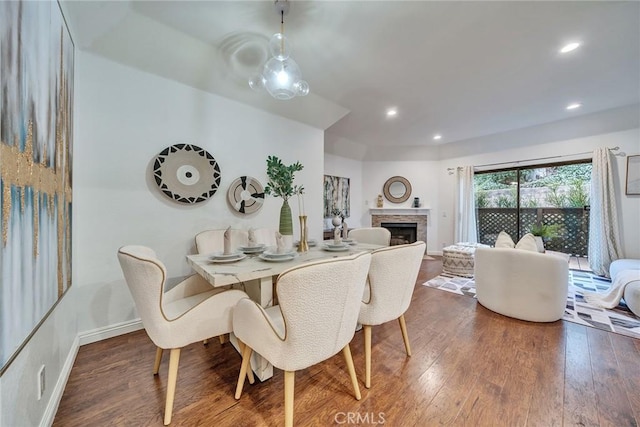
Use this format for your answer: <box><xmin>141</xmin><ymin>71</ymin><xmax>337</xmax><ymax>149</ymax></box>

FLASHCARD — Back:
<box><xmin>323</xmin><ymin>175</ymin><xmax>350</xmax><ymax>218</ymax></box>
<box><xmin>0</xmin><ymin>0</ymin><xmax>74</xmax><ymax>373</ymax></box>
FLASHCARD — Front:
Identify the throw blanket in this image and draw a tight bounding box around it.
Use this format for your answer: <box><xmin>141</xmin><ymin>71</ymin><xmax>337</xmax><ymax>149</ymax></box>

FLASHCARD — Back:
<box><xmin>583</xmin><ymin>269</ymin><xmax>640</xmax><ymax>309</ymax></box>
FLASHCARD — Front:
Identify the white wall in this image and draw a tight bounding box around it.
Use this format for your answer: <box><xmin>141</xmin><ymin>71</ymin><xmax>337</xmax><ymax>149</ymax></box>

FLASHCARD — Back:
<box><xmin>361</xmin><ymin>161</ymin><xmax>440</xmax><ymax>253</ymax></box>
<box><xmin>323</xmin><ymin>153</ymin><xmax>364</xmax><ymax>229</ymax></box>
<box><xmin>73</xmin><ymin>52</ymin><xmax>325</xmax><ymax>333</ymax></box>
<box><xmin>0</xmin><ymin>287</ymin><xmax>78</xmax><ymax>427</ymax></box>
<box><xmin>438</xmin><ymin>128</ymin><xmax>640</xmax><ymax>258</ymax></box>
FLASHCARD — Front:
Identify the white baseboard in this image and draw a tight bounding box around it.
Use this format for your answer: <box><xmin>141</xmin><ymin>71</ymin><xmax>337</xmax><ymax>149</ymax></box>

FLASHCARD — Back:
<box><xmin>428</xmin><ymin>250</ymin><xmax>442</xmax><ymax>256</ymax></box>
<box><xmin>78</xmin><ymin>319</ymin><xmax>143</xmax><ymax>346</ymax></box>
<box><xmin>39</xmin><ymin>336</ymin><xmax>79</xmax><ymax>427</ymax></box>
<box><xmin>39</xmin><ymin>319</ymin><xmax>144</xmax><ymax>426</ymax></box>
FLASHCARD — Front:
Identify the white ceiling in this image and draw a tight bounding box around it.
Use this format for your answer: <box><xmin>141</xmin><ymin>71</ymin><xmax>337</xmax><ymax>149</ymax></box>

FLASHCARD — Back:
<box><xmin>61</xmin><ymin>1</ymin><xmax>640</xmax><ymax>159</ymax></box>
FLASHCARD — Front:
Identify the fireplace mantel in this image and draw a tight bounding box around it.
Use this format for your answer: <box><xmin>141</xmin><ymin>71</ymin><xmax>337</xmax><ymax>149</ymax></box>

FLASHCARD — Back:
<box><xmin>369</xmin><ymin>208</ymin><xmax>430</xmax><ymax>215</ymax></box>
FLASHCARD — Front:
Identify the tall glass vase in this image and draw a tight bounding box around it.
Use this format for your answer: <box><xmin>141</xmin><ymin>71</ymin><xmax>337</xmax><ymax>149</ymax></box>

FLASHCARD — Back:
<box><xmin>298</xmin><ymin>215</ymin><xmax>309</xmax><ymax>253</ymax></box>
<box><xmin>279</xmin><ymin>199</ymin><xmax>293</xmax><ymax>236</ymax></box>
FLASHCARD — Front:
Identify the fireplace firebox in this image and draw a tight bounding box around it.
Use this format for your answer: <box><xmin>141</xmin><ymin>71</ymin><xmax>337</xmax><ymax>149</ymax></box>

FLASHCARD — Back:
<box><xmin>381</xmin><ymin>222</ymin><xmax>418</xmax><ymax>246</ymax></box>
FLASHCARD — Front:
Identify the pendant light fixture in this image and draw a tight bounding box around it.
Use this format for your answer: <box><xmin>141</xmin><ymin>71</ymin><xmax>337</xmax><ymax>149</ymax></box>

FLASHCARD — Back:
<box><xmin>249</xmin><ymin>0</ymin><xmax>309</xmax><ymax>100</ymax></box>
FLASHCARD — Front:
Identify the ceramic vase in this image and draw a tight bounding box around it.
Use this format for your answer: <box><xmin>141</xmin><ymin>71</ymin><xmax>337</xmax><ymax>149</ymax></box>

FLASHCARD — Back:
<box><xmin>279</xmin><ymin>199</ymin><xmax>293</xmax><ymax>236</ymax></box>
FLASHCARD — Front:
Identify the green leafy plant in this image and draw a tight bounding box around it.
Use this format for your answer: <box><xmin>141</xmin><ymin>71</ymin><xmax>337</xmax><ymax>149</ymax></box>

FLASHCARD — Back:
<box><xmin>545</xmin><ymin>183</ymin><xmax>568</xmax><ymax>208</ymax></box>
<box><xmin>475</xmin><ymin>191</ymin><xmax>490</xmax><ymax>208</ymax></box>
<box><xmin>530</xmin><ymin>223</ymin><xmax>561</xmax><ymax>239</ymax></box>
<box><xmin>567</xmin><ymin>179</ymin><xmax>589</xmax><ymax>207</ymax></box>
<box><xmin>264</xmin><ymin>156</ymin><xmax>304</xmax><ymax>201</ymax></box>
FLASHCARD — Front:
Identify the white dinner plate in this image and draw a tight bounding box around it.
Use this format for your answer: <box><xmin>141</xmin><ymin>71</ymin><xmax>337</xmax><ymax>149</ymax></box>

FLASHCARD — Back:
<box><xmin>210</xmin><ymin>254</ymin><xmax>247</xmax><ymax>263</ymax></box>
<box><xmin>263</xmin><ymin>250</ymin><xmax>296</xmax><ymax>258</ymax></box>
<box><xmin>295</xmin><ymin>239</ymin><xmax>317</xmax><ymax>247</ymax></box>
<box><xmin>239</xmin><ymin>245</ymin><xmax>266</xmax><ymax>254</ymax></box>
<box><xmin>259</xmin><ymin>253</ymin><xmax>296</xmax><ymax>262</ymax></box>
<box><xmin>211</xmin><ymin>251</ymin><xmax>243</xmax><ymax>260</ymax></box>
<box><xmin>325</xmin><ymin>243</ymin><xmax>349</xmax><ymax>249</ymax></box>
<box><xmin>322</xmin><ymin>245</ymin><xmax>350</xmax><ymax>252</ymax></box>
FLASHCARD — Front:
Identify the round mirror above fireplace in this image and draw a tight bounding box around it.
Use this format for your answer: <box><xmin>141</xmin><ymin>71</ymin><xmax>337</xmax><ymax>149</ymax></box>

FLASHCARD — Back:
<box><xmin>383</xmin><ymin>176</ymin><xmax>412</xmax><ymax>203</ymax></box>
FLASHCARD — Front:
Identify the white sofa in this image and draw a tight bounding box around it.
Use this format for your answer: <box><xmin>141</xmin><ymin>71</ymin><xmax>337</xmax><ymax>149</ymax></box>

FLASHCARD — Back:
<box><xmin>474</xmin><ymin>247</ymin><xmax>569</xmax><ymax>322</ymax></box>
<box><xmin>610</xmin><ymin>259</ymin><xmax>640</xmax><ymax>317</ymax></box>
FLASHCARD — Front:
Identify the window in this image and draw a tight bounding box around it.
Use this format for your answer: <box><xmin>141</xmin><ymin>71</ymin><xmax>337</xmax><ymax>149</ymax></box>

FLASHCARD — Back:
<box><xmin>474</xmin><ymin>160</ymin><xmax>592</xmax><ymax>255</ymax></box>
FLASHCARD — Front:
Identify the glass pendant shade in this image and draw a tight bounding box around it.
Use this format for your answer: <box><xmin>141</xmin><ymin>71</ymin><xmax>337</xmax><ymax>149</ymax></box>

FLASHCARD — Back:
<box><xmin>248</xmin><ymin>1</ymin><xmax>309</xmax><ymax>99</ymax></box>
<box><xmin>269</xmin><ymin>33</ymin><xmax>291</xmax><ymax>60</ymax></box>
<box><xmin>262</xmin><ymin>57</ymin><xmax>308</xmax><ymax>100</ymax></box>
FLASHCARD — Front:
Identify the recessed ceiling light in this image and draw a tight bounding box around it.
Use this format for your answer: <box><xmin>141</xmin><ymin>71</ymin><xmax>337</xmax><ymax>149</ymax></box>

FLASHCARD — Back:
<box><xmin>560</xmin><ymin>42</ymin><xmax>581</xmax><ymax>53</ymax></box>
<box><xmin>386</xmin><ymin>108</ymin><xmax>398</xmax><ymax>117</ymax></box>
<box><xmin>566</xmin><ymin>103</ymin><xmax>582</xmax><ymax>110</ymax></box>
<box><xmin>433</xmin><ymin>134</ymin><xmax>442</xmax><ymax>140</ymax></box>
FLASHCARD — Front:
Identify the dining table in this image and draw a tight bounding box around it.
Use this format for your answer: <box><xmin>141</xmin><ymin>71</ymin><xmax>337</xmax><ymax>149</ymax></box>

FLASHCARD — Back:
<box><xmin>186</xmin><ymin>240</ymin><xmax>382</xmax><ymax>381</ymax></box>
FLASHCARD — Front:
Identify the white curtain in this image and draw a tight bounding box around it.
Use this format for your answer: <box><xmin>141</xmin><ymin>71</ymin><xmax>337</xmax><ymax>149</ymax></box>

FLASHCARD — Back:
<box><xmin>454</xmin><ymin>166</ymin><xmax>478</xmax><ymax>244</ymax></box>
<box><xmin>589</xmin><ymin>147</ymin><xmax>623</xmax><ymax>276</ymax></box>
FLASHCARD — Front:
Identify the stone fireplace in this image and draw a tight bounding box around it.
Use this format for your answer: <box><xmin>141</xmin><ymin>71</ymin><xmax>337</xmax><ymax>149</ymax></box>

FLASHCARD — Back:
<box><xmin>370</xmin><ymin>208</ymin><xmax>428</xmax><ymax>246</ymax></box>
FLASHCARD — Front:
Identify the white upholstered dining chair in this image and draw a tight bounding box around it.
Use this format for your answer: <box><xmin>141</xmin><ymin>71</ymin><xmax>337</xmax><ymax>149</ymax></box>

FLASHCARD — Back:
<box><xmin>194</xmin><ymin>228</ymin><xmax>249</xmax><ymax>254</ymax></box>
<box><xmin>358</xmin><ymin>241</ymin><xmax>425</xmax><ymax>388</ymax></box>
<box><xmin>117</xmin><ymin>245</ymin><xmax>250</xmax><ymax>425</ymax></box>
<box><xmin>348</xmin><ymin>227</ymin><xmax>391</xmax><ymax>246</ymax></box>
<box><xmin>233</xmin><ymin>252</ymin><xmax>372</xmax><ymax>427</ymax></box>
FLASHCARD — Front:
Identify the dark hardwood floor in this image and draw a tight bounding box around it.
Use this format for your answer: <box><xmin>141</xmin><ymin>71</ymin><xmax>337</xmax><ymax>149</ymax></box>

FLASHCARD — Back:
<box><xmin>53</xmin><ymin>258</ymin><xmax>640</xmax><ymax>426</ymax></box>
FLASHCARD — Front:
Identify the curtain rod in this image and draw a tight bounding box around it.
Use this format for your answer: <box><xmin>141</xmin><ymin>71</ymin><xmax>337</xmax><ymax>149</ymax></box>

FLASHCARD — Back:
<box><xmin>447</xmin><ymin>146</ymin><xmax>626</xmax><ymax>174</ymax></box>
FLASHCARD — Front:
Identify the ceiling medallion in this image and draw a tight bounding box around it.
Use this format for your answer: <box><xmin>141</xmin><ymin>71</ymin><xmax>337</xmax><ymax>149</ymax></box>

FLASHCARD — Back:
<box><xmin>152</xmin><ymin>143</ymin><xmax>221</xmax><ymax>204</ymax></box>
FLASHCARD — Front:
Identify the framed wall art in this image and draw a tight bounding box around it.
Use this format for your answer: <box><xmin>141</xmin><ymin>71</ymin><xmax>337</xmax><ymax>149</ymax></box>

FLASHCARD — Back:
<box><xmin>0</xmin><ymin>0</ymin><xmax>74</xmax><ymax>373</ymax></box>
<box><xmin>626</xmin><ymin>155</ymin><xmax>640</xmax><ymax>195</ymax></box>
<box><xmin>323</xmin><ymin>175</ymin><xmax>350</xmax><ymax>218</ymax></box>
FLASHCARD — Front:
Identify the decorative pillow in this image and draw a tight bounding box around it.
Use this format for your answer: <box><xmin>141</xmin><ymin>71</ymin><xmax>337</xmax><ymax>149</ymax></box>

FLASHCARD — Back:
<box><xmin>495</xmin><ymin>231</ymin><xmax>515</xmax><ymax>248</ymax></box>
<box><xmin>515</xmin><ymin>233</ymin><xmax>538</xmax><ymax>252</ymax></box>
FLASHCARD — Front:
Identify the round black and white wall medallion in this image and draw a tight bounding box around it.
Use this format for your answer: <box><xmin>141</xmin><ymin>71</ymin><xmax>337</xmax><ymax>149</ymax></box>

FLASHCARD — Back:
<box><xmin>227</xmin><ymin>176</ymin><xmax>265</xmax><ymax>214</ymax></box>
<box><xmin>152</xmin><ymin>144</ymin><xmax>221</xmax><ymax>204</ymax></box>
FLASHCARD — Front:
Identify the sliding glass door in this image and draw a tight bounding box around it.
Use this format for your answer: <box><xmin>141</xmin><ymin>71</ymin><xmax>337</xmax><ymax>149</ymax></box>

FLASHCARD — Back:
<box><xmin>475</xmin><ymin>161</ymin><xmax>592</xmax><ymax>255</ymax></box>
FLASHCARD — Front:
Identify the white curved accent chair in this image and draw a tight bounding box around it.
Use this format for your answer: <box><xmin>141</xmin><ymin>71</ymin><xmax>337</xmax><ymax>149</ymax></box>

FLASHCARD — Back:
<box><xmin>474</xmin><ymin>247</ymin><xmax>569</xmax><ymax>322</ymax></box>
<box><xmin>117</xmin><ymin>245</ymin><xmax>250</xmax><ymax>425</ymax></box>
<box><xmin>348</xmin><ymin>227</ymin><xmax>391</xmax><ymax>246</ymax></box>
<box><xmin>358</xmin><ymin>241</ymin><xmax>426</xmax><ymax>388</ymax></box>
<box><xmin>233</xmin><ymin>252</ymin><xmax>372</xmax><ymax>427</ymax></box>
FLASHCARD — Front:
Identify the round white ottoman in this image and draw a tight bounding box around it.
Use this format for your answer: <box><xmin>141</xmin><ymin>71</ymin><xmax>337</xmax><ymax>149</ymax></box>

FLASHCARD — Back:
<box><xmin>610</xmin><ymin>259</ymin><xmax>640</xmax><ymax>317</ymax></box>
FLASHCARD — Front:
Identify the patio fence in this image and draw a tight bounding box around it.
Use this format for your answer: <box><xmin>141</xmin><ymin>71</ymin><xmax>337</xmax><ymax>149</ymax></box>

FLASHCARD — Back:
<box><xmin>476</xmin><ymin>207</ymin><xmax>589</xmax><ymax>256</ymax></box>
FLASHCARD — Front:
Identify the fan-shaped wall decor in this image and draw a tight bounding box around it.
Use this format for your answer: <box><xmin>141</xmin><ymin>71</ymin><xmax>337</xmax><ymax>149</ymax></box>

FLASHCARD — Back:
<box><xmin>227</xmin><ymin>176</ymin><xmax>265</xmax><ymax>214</ymax></box>
<box><xmin>152</xmin><ymin>144</ymin><xmax>221</xmax><ymax>204</ymax></box>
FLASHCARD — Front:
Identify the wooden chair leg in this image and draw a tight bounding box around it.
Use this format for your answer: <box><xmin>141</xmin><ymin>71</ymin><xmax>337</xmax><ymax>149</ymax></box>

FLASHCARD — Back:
<box><xmin>219</xmin><ymin>334</ymin><xmax>228</xmax><ymax>345</ymax></box>
<box><xmin>237</xmin><ymin>339</ymin><xmax>255</xmax><ymax>384</ymax></box>
<box><xmin>342</xmin><ymin>344</ymin><xmax>362</xmax><ymax>400</ymax></box>
<box><xmin>398</xmin><ymin>315</ymin><xmax>412</xmax><ymax>357</ymax></box>
<box><xmin>203</xmin><ymin>339</ymin><xmax>209</xmax><ymax>345</ymax></box>
<box><xmin>363</xmin><ymin>325</ymin><xmax>372</xmax><ymax>389</ymax></box>
<box><xmin>164</xmin><ymin>348</ymin><xmax>181</xmax><ymax>426</ymax></box>
<box><xmin>153</xmin><ymin>347</ymin><xmax>163</xmax><ymax>375</ymax></box>
<box><xmin>284</xmin><ymin>371</ymin><xmax>295</xmax><ymax>427</ymax></box>
<box><xmin>235</xmin><ymin>345</ymin><xmax>253</xmax><ymax>399</ymax></box>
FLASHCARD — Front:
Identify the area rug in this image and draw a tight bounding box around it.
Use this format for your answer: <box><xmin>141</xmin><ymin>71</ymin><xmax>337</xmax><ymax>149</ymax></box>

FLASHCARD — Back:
<box><xmin>423</xmin><ymin>271</ymin><xmax>640</xmax><ymax>340</ymax></box>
